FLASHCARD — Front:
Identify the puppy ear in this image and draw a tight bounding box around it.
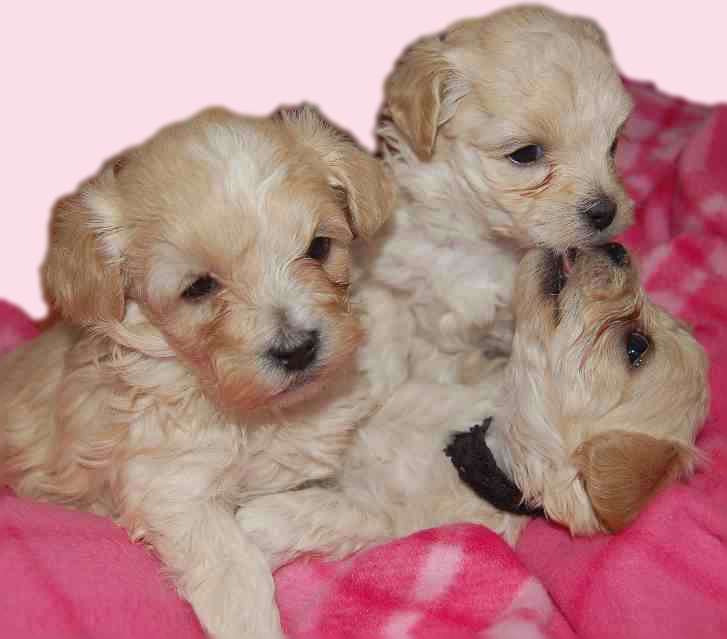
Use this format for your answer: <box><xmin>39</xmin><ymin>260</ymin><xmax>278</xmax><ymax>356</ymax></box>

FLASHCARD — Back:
<box><xmin>43</xmin><ymin>169</ymin><xmax>125</xmax><ymax>325</ymax></box>
<box><xmin>384</xmin><ymin>37</ymin><xmax>464</xmax><ymax>162</ymax></box>
<box><xmin>573</xmin><ymin>430</ymin><xmax>693</xmax><ymax>532</ymax></box>
<box><xmin>280</xmin><ymin>105</ymin><xmax>394</xmax><ymax>240</ymax></box>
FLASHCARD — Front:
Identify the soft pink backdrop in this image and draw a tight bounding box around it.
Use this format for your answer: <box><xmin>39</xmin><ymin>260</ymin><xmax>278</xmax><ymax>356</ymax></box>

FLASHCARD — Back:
<box><xmin>2</xmin><ymin>1</ymin><xmax>725</xmax><ymax>318</ymax></box>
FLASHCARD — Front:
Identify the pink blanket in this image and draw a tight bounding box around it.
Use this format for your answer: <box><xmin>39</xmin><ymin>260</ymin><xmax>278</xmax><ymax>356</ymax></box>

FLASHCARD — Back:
<box><xmin>1</xmin><ymin>79</ymin><xmax>726</xmax><ymax>638</ymax></box>
<box><xmin>517</xmin><ymin>80</ymin><xmax>727</xmax><ymax>639</ymax></box>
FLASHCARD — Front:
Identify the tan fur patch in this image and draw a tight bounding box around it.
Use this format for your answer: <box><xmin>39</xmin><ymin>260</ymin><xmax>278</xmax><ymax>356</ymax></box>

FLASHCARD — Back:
<box><xmin>573</xmin><ymin>430</ymin><xmax>692</xmax><ymax>532</ymax></box>
<box><xmin>43</xmin><ymin>193</ymin><xmax>124</xmax><ymax>324</ymax></box>
<box><xmin>385</xmin><ymin>39</ymin><xmax>454</xmax><ymax>162</ymax></box>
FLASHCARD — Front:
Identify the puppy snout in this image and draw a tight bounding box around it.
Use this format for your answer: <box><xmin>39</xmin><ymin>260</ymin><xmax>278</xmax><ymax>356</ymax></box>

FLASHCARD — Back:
<box><xmin>600</xmin><ymin>242</ymin><xmax>630</xmax><ymax>267</ymax></box>
<box><xmin>268</xmin><ymin>330</ymin><xmax>320</xmax><ymax>372</ymax></box>
<box><xmin>581</xmin><ymin>197</ymin><xmax>617</xmax><ymax>232</ymax></box>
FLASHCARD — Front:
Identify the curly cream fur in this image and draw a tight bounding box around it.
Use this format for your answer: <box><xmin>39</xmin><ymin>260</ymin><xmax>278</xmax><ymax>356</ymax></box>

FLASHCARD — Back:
<box><xmin>0</xmin><ymin>105</ymin><xmax>394</xmax><ymax>639</ymax></box>
<box><xmin>361</xmin><ymin>5</ymin><xmax>634</xmax><ymax>386</ymax></box>
<box><xmin>238</xmin><ymin>245</ymin><xmax>708</xmax><ymax>568</ymax></box>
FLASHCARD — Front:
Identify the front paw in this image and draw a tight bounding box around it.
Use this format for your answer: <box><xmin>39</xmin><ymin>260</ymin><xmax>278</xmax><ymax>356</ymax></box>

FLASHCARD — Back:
<box><xmin>237</xmin><ymin>494</ymin><xmax>304</xmax><ymax>569</ymax></box>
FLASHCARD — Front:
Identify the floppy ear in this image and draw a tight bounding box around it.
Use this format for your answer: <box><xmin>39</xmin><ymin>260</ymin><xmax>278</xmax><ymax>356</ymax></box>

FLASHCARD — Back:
<box><xmin>573</xmin><ymin>430</ymin><xmax>694</xmax><ymax>532</ymax></box>
<box><xmin>42</xmin><ymin>169</ymin><xmax>125</xmax><ymax>325</ymax></box>
<box><xmin>280</xmin><ymin>105</ymin><xmax>394</xmax><ymax>240</ymax></box>
<box><xmin>384</xmin><ymin>37</ymin><xmax>464</xmax><ymax>162</ymax></box>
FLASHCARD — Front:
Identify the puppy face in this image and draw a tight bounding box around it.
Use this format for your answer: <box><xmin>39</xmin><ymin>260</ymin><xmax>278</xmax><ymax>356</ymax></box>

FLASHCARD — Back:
<box><xmin>505</xmin><ymin>244</ymin><xmax>709</xmax><ymax>533</ymax></box>
<box><xmin>43</xmin><ymin>106</ymin><xmax>393</xmax><ymax>414</ymax></box>
<box><xmin>382</xmin><ymin>5</ymin><xmax>633</xmax><ymax>249</ymax></box>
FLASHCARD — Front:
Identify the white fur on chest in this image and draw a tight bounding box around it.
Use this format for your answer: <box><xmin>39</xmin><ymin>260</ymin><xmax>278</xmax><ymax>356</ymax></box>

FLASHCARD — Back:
<box><xmin>359</xmin><ymin>173</ymin><xmax>519</xmax><ymax>386</ymax></box>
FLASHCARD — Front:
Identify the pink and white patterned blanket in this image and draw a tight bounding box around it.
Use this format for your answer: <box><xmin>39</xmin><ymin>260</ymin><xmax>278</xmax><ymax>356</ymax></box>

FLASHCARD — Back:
<box><xmin>1</xmin><ymin>78</ymin><xmax>726</xmax><ymax>638</ymax></box>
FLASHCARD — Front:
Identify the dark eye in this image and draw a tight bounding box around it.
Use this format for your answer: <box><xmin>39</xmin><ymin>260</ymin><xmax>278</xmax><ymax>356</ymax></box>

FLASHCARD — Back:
<box><xmin>182</xmin><ymin>275</ymin><xmax>219</xmax><ymax>300</ymax></box>
<box><xmin>626</xmin><ymin>331</ymin><xmax>650</xmax><ymax>367</ymax></box>
<box><xmin>610</xmin><ymin>137</ymin><xmax>619</xmax><ymax>159</ymax></box>
<box><xmin>508</xmin><ymin>144</ymin><xmax>544</xmax><ymax>165</ymax></box>
<box><xmin>307</xmin><ymin>237</ymin><xmax>331</xmax><ymax>262</ymax></box>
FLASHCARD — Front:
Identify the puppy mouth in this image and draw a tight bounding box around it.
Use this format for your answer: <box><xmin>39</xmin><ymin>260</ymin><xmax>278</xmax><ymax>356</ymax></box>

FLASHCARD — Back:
<box><xmin>542</xmin><ymin>248</ymin><xmax>578</xmax><ymax>298</ymax></box>
<box><xmin>267</xmin><ymin>366</ymin><xmax>325</xmax><ymax>406</ymax></box>
<box><xmin>541</xmin><ymin>248</ymin><xmax>578</xmax><ymax>324</ymax></box>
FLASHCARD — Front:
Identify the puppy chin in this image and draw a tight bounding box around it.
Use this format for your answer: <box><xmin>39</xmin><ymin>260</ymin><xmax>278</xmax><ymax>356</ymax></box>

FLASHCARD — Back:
<box><xmin>205</xmin><ymin>369</ymin><xmax>321</xmax><ymax>417</ymax></box>
<box><xmin>214</xmin><ymin>328</ymin><xmax>362</xmax><ymax>416</ymax></box>
<box><xmin>525</xmin><ymin>221</ymin><xmax>592</xmax><ymax>253</ymax></box>
<box><xmin>266</xmin><ymin>361</ymin><xmax>348</xmax><ymax>409</ymax></box>
<box><xmin>267</xmin><ymin>345</ymin><xmax>361</xmax><ymax>410</ymax></box>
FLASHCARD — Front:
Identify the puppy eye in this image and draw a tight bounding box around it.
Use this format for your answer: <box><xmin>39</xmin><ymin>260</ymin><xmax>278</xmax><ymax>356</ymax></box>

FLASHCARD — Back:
<box><xmin>182</xmin><ymin>275</ymin><xmax>219</xmax><ymax>300</ymax></box>
<box><xmin>610</xmin><ymin>137</ymin><xmax>619</xmax><ymax>159</ymax></box>
<box><xmin>626</xmin><ymin>331</ymin><xmax>650</xmax><ymax>368</ymax></box>
<box><xmin>508</xmin><ymin>144</ymin><xmax>544</xmax><ymax>166</ymax></box>
<box><xmin>307</xmin><ymin>237</ymin><xmax>332</xmax><ymax>262</ymax></box>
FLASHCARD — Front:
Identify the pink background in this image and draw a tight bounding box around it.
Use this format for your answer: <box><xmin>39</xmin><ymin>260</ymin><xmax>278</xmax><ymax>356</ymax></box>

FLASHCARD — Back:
<box><xmin>2</xmin><ymin>1</ymin><xmax>725</xmax><ymax>319</ymax></box>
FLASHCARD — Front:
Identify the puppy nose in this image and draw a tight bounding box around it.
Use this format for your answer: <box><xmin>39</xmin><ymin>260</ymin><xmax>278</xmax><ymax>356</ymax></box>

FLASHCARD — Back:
<box><xmin>601</xmin><ymin>242</ymin><xmax>630</xmax><ymax>267</ymax></box>
<box><xmin>268</xmin><ymin>330</ymin><xmax>319</xmax><ymax>372</ymax></box>
<box><xmin>583</xmin><ymin>197</ymin><xmax>617</xmax><ymax>231</ymax></box>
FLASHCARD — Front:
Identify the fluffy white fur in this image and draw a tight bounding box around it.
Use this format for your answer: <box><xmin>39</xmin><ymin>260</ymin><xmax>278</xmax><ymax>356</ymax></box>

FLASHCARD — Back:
<box><xmin>0</xmin><ymin>9</ymin><xmax>703</xmax><ymax>638</ymax></box>
<box><xmin>0</xmin><ymin>105</ymin><xmax>394</xmax><ymax>639</ymax></box>
<box><xmin>238</xmin><ymin>244</ymin><xmax>709</xmax><ymax>566</ymax></box>
<box><xmin>357</xmin><ymin>5</ymin><xmax>635</xmax><ymax>385</ymax></box>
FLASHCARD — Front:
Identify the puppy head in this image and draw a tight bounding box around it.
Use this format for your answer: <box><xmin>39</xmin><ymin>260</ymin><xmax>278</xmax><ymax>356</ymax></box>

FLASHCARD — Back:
<box><xmin>381</xmin><ymin>5</ymin><xmax>633</xmax><ymax>249</ymax></box>
<box><xmin>503</xmin><ymin>244</ymin><xmax>709</xmax><ymax>533</ymax></box>
<box><xmin>43</xmin><ymin>105</ymin><xmax>393</xmax><ymax>414</ymax></box>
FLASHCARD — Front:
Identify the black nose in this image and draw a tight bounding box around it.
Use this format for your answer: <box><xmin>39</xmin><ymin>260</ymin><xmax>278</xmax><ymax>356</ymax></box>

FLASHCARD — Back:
<box><xmin>601</xmin><ymin>242</ymin><xmax>629</xmax><ymax>267</ymax></box>
<box><xmin>268</xmin><ymin>330</ymin><xmax>319</xmax><ymax>372</ymax></box>
<box><xmin>583</xmin><ymin>197</ymin><xmax>617</xmax><ymax>231</ymax></box>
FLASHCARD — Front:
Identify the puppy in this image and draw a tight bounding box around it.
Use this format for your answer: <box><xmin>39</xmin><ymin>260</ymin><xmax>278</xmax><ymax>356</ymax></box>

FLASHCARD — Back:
<box><xmin>457</xmin><ymin>243</ymin><xmax>710</xmax><ymax>533</ymax></box>
<box><xmin>0</xmin><ymin>105</ymin><xmax>393</xmax><ymax>639</ymax></box>
<box><xmin>238</xmin><ymin>243</ymin><xmax>709</xmax><ymax>565</ymax></box>
<box><xmin>361</xmin><ymin>5</ymin><xmax>635</xmax><ymax>385</ymax></box>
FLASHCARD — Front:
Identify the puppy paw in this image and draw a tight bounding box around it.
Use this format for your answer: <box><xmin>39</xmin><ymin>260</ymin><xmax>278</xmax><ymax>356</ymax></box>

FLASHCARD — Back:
<box><xmin>236</xmin><ymin>494</ymin><xmax>309</xmax><ymax>569</ymax></box>
<box><xmin>445</xmin><ymin>419</ymin><xmax>543</xmax><ymax>517</ymax></box>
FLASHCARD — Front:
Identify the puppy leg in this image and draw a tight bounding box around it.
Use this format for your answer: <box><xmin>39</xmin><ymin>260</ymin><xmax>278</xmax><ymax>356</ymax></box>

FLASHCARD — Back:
<box><xmin>237</xmin><ymin>487</ymin><xmax>392</xmax><ymax>569</ymax></box>
<box><xmin>122</xmin><ymin>466</ymin><xmax>285</xmax><ymax>639</ymax></box>
<box><xmin>157</xmin><ymin>506</ymin><xmax>282</xmax><ymax>639</ymax></box>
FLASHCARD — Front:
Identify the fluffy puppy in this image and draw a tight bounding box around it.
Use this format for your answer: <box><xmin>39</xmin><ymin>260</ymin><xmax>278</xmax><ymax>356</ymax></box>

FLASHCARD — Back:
<box><xmin>362</xmin><ymin>5</ymin><xmax>635</xmax><ymax>384</ymax></box>
<box><xmin>0</xmin><ymin>106</ymin><xmax>392</xmax><ymax>639</ymax></box>
<box><xmin>471</xmin><ymin>243</ymin><xmax>709</xmax><ymax>533</ymax></box>
<box><xmin>238</xmin><ymin>243</ymin><xmax>709</xmax><ymax>565</ymax></box>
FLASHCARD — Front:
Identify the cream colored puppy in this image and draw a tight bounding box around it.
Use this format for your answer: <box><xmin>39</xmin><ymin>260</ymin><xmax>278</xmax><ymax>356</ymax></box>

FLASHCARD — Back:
<box><xmin>0</xmin><ymin>106</ymin><xmax>393</xmax><ymax>639</ymax></box>
<box><xmin>238</xmin><ymin>243</ymin><xmax>709</xmax><ymax>564</ymax></box>
<box><xmin>362</xmin><ymin>5</ymin><xmax>635</xmax><ymax>384</ymax></box>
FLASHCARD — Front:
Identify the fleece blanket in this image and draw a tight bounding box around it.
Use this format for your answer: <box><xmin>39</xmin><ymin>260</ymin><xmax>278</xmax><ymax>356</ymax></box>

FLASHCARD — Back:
<box><xmin>1</xmin><ymin>79</ymin><xmax>726</xmax><ymax>639</ymax></box>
